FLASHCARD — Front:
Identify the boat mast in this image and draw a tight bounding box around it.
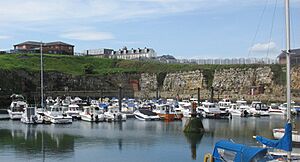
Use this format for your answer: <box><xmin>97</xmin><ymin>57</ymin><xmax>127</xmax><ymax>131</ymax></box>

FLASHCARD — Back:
<box><xmin>285</xmin><ymin>0</ymin><xmax>291</xmax><ymax>160</ymax></box>
<box><xmin>285</xmin><ymin>0</ymin><xmax>291</xmax><ymax>122</ymax></box>
<box><xmin>40</xmin><ymin>42</ymin><xmax>44</xmax><ymax>109</ymax></box>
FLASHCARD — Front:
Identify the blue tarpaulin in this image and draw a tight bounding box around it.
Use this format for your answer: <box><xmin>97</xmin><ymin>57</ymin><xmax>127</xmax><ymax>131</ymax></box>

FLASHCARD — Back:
<box><xmin>256</xmin><ymin>123</ymin><xmax>292</xmax><ymax>152</ymax></box>
<box><xmin>212</xmin><ymin>140</ymin><xmax>268</xmax><ymax>162</ymax></box>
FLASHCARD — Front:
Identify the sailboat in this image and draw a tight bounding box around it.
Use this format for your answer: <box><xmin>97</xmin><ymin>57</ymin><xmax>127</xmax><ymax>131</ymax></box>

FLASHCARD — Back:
<box><xmin>204</xmin><ymin>0</ymin><xmax>298</xmax><ymax>161</ymax></box>
<box><xmin>21</xmin><ymin>43</ymin><xmax>45</xmax><ymax>124</ymax></box>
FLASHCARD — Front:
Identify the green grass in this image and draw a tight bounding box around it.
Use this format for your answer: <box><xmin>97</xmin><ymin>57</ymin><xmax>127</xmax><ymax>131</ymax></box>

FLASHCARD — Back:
<box><xmin>0</xmin><ymin>54</ymin><xmax>285</xmax><ymax>85</ymax></box>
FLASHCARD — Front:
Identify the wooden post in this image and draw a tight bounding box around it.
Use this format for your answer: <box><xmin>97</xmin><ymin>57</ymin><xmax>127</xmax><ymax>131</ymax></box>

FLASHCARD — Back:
<box><xmin>197</xmin><ymin>87</ymin><xmax>200</xmax><ymax>106</ymax></box>
<box><xmin>119</xmin><ymin>86</ymin><xmax>122</xmax><ymax>112</ymax></box>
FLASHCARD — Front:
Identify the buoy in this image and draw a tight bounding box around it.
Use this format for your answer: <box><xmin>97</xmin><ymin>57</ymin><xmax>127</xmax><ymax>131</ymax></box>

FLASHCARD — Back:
<box><xmin>203</xmin><ymin>153</ymin><xmax>213</xmax><ymax>162</ymax></box>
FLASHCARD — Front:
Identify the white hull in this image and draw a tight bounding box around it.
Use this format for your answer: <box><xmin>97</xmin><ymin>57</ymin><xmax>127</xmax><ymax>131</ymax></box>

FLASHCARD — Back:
<box><xmin>44</xmin><ymin>113</ymin><xmax>72</xmax><ymax>124</ymax></box>
<box><xmin>133</xmin><ymin>110</ymin><xmax>160</xmax><ymax>121</ymax></box>
<box><xmin>273</xmin><ymin>128</ymin><xmax>300</xmax><ymax>143</ymax></box>
<box><xmin>104</xmin><ymin>112</ymin><xmax>126</xmax><ymax>122</ymax></box>
<box><xmin>21</xmin><ymin>115</ymin><xmax>43</xmax><ymax>124</ymax></box>
<box><xmin>50</xmin><ymin>117</ymin><xmax>72</xmax><ymax>124</ymax></box>
<box><xmin>80</xmin><ymin>114</ymin><xmax>105</xmax><ymax>122</ymax></box>
<box><xmin>7</xmin><ymin>110</ymin><xmax>23</xmax><ymax>120</ymax></box>
<box><xmin>230</xmin><ymin>111</ymin><xmax>243</xmax><ymax>117</ymax></box>
<box><xmin>66</xmin><ymin>111</ymin><xmax>80</xmax><ymax>119</ymax></box>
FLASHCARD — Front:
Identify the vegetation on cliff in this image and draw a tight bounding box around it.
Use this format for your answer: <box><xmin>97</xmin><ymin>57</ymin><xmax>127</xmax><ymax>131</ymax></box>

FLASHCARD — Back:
<box><xmin>0</xmin><ymin>54</ymin><xmax>285</xmax><ymax>84</ymax></box>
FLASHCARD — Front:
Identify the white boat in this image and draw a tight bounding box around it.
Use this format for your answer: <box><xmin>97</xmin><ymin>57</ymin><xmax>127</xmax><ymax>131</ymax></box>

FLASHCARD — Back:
<box><xmin>46</xmin><ymin>96</ymin><xmax>55</xmax><ymax>106</ymax></box>
<box><xmin>133</xmin><ymin>109</ymin><xmax>160</xmax><ymax>121</ymax></box>
<box><xmin>279</xmin><ymin>102</ymin><xmax>297</xmax><ymax>115</ymax></box>
<box><xmin>153</xmin><ymin>104</ymin><xmax>181</xmax><ymax>121</ymax></box>
<box><xmin>65</xmin><ymin>103</ymin><xmax>81</xmax><ymax>119</ymax></box>
<box><xmin>62</xmin><ymin>96</ymin><xmax>72</xmax><ymax>107</ymax></box>
<box><xmin>177</xmin><ymin>102</ymin><xmax>192</xmax><ymax>118</ymax></box>
<box><xmin>80</xmin><ymin>105</ymin><xmax>105</xmax><ymax>122</ymax></box>
<box><xmin>249</xmin><ymin>101</ymin><xmax>269</xmax><ymax>116</ymax></box>
<box><xmin>7</xmin><ymin>94</ymin><xmax>26</xmax><ymax>120</ymax></box>
<box><xmin>218</xmin><ymin>98</ymin><xmax>231</xmax><ymax>114</ymax></box>
<box><xmin>268</xmin><ymin>103</ymin><xmax>286</xmax><ymax>116</ymax></box>
<box><xmin>21</xmin><ymin>107</ymin><xmax>44</xmax><ymax>124</ymax></box>
<box><xmin>228</xmin><ymin>103</ymin><xmax>250</xmax><ymax>117</ymax></box>
<box><xmin>104</xmin><ymin>106</ymin><xmax>126</xmax><ymax>122</ymax></box>
<box><xmin>43</xmin><ymin>104</ymin><xmax>72</xmax><ymax>124</ymax></box>
<box><xmin>273</xmin><ymin>128</ymin><xmax>300</xmax><ymax>143</ymax></box>
<box><xmin>197</xmin><ymin>101</ymin><xmax>226</xmax><ymax>118</ymax></box>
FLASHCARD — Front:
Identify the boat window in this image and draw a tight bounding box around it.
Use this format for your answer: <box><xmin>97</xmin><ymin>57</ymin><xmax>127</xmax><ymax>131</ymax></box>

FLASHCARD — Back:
<box><xmin>216</xmin><ymin>148</ymin><xmax>236</xmax><ymax>162</ymax></box>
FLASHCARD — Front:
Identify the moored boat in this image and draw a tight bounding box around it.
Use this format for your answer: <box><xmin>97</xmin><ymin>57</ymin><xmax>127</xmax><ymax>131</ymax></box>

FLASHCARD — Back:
<box><xmin>43</xmin><ymin>104</ymin><xmax>72</xmax><ymax>124</ymax></box>
<box><xmin>197</xmin><ymin>101</ymin><xmax>227</xmax><ymax>118</ymax></box>
<box><xmin>133</xmin><ymin>109</ymin><xmax>160</xmax><ymax>121</ymax></box>
<box><xmin>104</xmin><ymin>105</ymin><xmax>127</xmax><ymax>122</ymax></box>
<box><xmin>21</xmin><ymin>107</ymin><xmax>44</xmax><ymax>124</ymax></box>
<box><xmin>80</xmin><ymin>105</ymin><xmax>105</xmax><ymax>122</ymax></box>
<box><xmin>65</xmin><ymin>103</ymin><xmax>81</xmax><ymax>119</ymax></box>
<box><xmin>249</xmin><ymin>101</ymin><xmax>269</xmax><ymax>117</ymax></box>
<box><xmin>7</xmin><ymin>94</ymin><xmax>26</xmax><ymax>120</ymax></box>
<box><xmin>153</xmin><ymin>104</ymin><xmax>180</xmax><ymax>121</ymax></box>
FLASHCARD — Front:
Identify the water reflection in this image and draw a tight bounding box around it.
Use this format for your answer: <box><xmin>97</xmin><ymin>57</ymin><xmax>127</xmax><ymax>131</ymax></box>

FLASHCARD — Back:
<box><xmin>0</xmin><ymin>116</ymin><xmax>299</xmax><ymax>162</ymax></box>
<box><xmin>184</xmin><ymin>132</ymin><xmax>204</xmax><ymax>160</ymax></box>
<box><xmin>0</xmin><ymin>123</ymin><xmax>75</xmax><ymax>161</ymax></box>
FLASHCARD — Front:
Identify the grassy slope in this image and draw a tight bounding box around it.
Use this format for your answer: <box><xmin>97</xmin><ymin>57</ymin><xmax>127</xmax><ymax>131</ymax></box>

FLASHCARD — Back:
<box><xmin>0</xmin><ymin>54</ymin><xmax>285</xmax><ymax>86</ymax></box>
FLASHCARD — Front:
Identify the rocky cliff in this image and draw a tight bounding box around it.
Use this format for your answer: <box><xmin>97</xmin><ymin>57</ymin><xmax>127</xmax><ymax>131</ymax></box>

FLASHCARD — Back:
<box><xmin>138</xmin><ymin>65</ymin><xmax>299</xmax><ymax>102</ymax></box>
<box><xmin>1</xmin><ymin>65</ymin><xmax>300</xmax><ymax>106</ymax></box>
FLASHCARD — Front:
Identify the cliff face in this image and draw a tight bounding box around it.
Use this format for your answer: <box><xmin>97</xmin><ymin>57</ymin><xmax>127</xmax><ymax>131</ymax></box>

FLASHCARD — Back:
<box><xmin>138</xmin><ymin>65</ymin><xmax>298</xmax><ymax>102</ymax></box>
<box><xmin>1</xmin><ymin>65</ymin><xmax>300</xmax><ymax>106</ymax></box>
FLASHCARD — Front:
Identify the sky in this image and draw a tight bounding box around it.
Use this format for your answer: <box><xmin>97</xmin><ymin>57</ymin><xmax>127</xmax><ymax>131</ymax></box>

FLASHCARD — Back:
<box><xmin>0</xmin><ymin>0</ymin><xmax>299</xmax><ymax>59</ymax></box>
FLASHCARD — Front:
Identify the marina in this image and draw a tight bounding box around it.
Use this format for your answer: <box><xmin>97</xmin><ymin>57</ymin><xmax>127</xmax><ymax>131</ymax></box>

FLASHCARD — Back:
<box><xmin>0</xmin><ymin>115</ymin><xmax>300</xmax><ymax>162</ymax></box>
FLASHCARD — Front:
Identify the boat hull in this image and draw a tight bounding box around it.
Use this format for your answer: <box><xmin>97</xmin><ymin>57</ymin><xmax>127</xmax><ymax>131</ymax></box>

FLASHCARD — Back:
<box><xmin>157</xmin><ymin>114</ymin><xmax>175</xmax><ymax>121</ymax></box>
<box><xmin>80</xmin><ymin>114</ymin><xmax>105</xmax><ymax>122</ymax></box>
<box><xmin>7</xmin><ymin>110</ymin><xmax>23</xmax><ymax>120</ymax></box>
<box><xmin>273</xmin><ymin>128</ymin><xmax>300</xmax><ymax>143</ymax></box>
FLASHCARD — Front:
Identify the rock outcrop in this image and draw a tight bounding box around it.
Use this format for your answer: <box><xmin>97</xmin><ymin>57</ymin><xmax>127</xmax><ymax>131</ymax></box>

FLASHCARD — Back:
<box><xmin>1</xmin><ymin>65</ymin><xmax>300</xmax><ymax>106</ymax></box>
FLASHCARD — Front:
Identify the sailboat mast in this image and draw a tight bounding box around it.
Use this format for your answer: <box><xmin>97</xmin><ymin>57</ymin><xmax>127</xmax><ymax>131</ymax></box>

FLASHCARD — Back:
<box><xmin>285</xmin><ymin>0</ymin><xmax>292</xmax><ymax>160</ymax></box>
<box><xmin>285</xmin><ymin>0</ymin><xmax>291</xmax><ymax>122</ymax></box>
<box><xmin>40</xmin><ymin>42</ymin><xmax>44</xmax><ymax>109</ymax></box>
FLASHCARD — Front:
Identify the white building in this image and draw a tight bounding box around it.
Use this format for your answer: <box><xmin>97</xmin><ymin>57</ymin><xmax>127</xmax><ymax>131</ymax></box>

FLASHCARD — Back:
<box><xmin>109</xmin><ymin>47</ymin><xmax>156</xmax><ymax>60</ymax></box>
<box><xmin>83</xmin><ymin>48</ymin><xmax>114</xmax><ymax>57</ymax></box>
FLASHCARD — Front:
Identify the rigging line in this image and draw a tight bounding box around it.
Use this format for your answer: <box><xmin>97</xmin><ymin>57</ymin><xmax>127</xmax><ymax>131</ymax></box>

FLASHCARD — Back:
<box><xmin>266</xmin><ymin>0</ymin><xmax>278</xmax><ymax>58</ymax></box>
<box><xmin>290</xmin><ymin>4</ymin><xmax>296</xmax><ymax>49</ymax></box>
<box><xmin>248</xmin><ymin>0</ymin><xmax>269</xmax><ymax>58</ymax></box>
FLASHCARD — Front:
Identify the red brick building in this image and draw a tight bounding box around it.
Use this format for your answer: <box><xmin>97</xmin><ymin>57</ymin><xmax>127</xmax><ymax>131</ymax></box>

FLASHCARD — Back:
<box><xmin>14</xmin><ymin>41</ymin><xmax>74</xmax><ymax>55</ymax></box>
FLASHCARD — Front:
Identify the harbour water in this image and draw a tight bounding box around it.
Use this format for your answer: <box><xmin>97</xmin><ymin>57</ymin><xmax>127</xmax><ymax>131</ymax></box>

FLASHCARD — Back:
<box><xmin>0</xmin><ymin>116</ymin><xmax>299</xmax><ymax>162</ymax></box>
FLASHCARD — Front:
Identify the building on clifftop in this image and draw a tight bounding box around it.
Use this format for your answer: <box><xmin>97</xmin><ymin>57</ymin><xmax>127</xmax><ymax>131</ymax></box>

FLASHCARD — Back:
<box><xmin>13</xmin><ymin>41</ymin><xmax>74</xmax><ymax>55</ymax></box>
<box><xmin>278</xmin><ymin>48</ymin><xmax>300</xmax><ymax>65</ymax></box>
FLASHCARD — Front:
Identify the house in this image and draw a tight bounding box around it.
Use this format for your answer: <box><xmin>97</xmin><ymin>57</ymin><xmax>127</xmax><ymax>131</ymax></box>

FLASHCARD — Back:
<box><xmin>110</xmin><ymin>47</ymin><xmax>156</xmax><ymax>60</ymax></box>
<box><xmin>278</xmin><ymin>48</ymin><xmax>300</xmax><ymax>65</ymax></box>
<box><xmin>13</xmin><ymin>41</ymin><xmax>74</xmax><ymax>55</ymax></box>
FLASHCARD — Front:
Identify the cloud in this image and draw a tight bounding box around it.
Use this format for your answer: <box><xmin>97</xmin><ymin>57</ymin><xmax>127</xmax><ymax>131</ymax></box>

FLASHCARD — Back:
<box><xmin>61</xmin><ymin>31</ymin><xmax>114</xmax><ymax>41</ymax></box>
<box><xmin>249</xmin><ymin>42</ymin><xmax>277</xmax><ymax>53</ymax></box>
<box><xmin>0</xmin><ymin>35</ymin><xmax>10</xmax><ymax>39</ymax></box>
<box><xmin>0</xmin><ymin>0</ymin><xmax>244</xmax><ymax>24</ymax></box>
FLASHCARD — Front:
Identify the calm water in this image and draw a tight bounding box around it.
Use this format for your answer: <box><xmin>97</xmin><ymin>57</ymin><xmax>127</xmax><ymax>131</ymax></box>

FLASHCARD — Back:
<box><xmin>0</xmin><ymin>116</ymin><xmax>299</xmax><ymax>162</ymax></box>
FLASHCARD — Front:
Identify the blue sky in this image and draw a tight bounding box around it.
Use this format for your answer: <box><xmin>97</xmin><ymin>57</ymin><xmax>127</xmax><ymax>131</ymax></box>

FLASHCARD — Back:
<box><xmin>0</xmin><ymin>0</ymin><xmax>299</xmax><ymax>59</ymax></box>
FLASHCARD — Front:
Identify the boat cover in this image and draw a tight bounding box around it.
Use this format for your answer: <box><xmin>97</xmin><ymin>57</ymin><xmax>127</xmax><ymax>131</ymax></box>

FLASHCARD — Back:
<box><xmin>256</xmin><ymin>123</ymin><xmax>292</xmax><ymax>152</ymax></box>
<box><xmin>212</xmin><ymin>140</ymin><xmax>268</xmax><ymax>162</ymax></box>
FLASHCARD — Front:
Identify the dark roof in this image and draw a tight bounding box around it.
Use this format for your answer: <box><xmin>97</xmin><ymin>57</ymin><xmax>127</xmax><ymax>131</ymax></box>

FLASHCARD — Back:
<box><xmin>45</xmin><ymin>41</ymin><xmax>74</xmax><ymax>47</ymax></box>
<box><xmin>14</xmin><ymin>41</ymin><xmax>42</xmax><ymax>46</ymax></box>
<box><xmin>157</xmin><ymin>55</ymin><xmax>176</xmax><ymax>60</ymax></box>
<box><xmin>14</xmin><ymin>41</ymin><xmax>74</xmax><ymax>47</ymax></box>
<box><xmin>278</xmin><ymin>48</ymin><xmax>300</xmax><ymax>58</ymax></box>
